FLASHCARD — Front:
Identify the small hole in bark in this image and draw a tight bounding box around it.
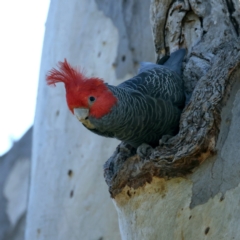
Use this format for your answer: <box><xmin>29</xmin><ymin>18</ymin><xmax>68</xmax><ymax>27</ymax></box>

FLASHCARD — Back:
<box><xmin>70</xmin><ymin>190</ymin><xmax>74</xmax><ymax>198</ymax></box>
<box><xmin>226</xmin><ymin>117</ymin><xmax>231</xmax><ymax>124</ymax></box>
<box><xmin>98</xmin><ymin>52</ymin><xmax>101</xmax><ymax>57</ymax></box>
<box><xmin>199</xmin><ymin>17</ymin><xmax>203</xmax><ymax>27</ymax></box>
<box><xmin>127</xmin><ymin>190</ymin><xmax>131</xmax><ymax>197</ymax></box>
<box><xmin>189</xmin><ymin>215</ymin><xmax>192</xmax><ymax>219</ymax></box>
<box><xmin>133</xmin><ymin>61</ymin><xmax>139</xmax><ymax>67</ymax></box>
<box><xmin>220</xmin><ymin>195</ymin><xmax>224</xmax><ymax>201</ymax></box>
<box><xmin>68</xmin><ymin>170</ymin><xmax>73</xmax><ymax>177</ymax></box>
<box><xmin>205</xmin><ymin>227</ymin><xmax>210</xmax><ymax>235</ymax></box>
<box><xmin>122</xmin><ymin>55</ymin><xmax>126</xmax><ymax>62</ymax></box>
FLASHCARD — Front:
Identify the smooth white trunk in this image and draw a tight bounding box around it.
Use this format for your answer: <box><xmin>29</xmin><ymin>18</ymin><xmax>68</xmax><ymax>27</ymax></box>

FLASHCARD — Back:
<box><xmin>25</xmin><ymin>0</ymin><xmax>154</xmax><ymax>239</ymax></box>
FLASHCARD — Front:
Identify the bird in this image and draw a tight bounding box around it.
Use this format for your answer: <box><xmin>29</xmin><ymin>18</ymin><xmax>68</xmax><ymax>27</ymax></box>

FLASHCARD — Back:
<box><xmin>46</xmin><ymin>49</ymin><xmax>186</xmax><ymax>149</ymax></box>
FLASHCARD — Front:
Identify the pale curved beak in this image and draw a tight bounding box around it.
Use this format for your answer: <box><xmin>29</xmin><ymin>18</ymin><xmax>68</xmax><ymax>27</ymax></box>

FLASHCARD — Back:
<box><xmin>73</xmin><ymin>108</ymin><xmax>89</xmax><ymax>121</ymax></box>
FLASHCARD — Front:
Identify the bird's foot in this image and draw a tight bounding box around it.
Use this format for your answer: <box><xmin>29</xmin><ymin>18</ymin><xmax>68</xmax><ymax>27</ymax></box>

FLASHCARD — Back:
<box><xmin>119</xmin><ymin>142</ymin><xmax>135</xmax><ymax>154</ymax></box>
<box><xmin>159</xmin><ymin>135</ymin><xmax>173</xmax><ymax>146</ymax></box>
<box><xmin>137</xmin><ymin>143</ymin><xmax>153</xmax><ymax>158</ymax></box>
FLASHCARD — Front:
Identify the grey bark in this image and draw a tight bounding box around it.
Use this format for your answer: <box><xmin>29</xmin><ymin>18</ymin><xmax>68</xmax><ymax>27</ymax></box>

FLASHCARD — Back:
<box><xmin>104</xmin><ymin>0</ymin><xmax>240</xmax><ymax>239</ymax></box>
<box><xmin>105</xmin><ymin>0</ymin><xmax>240</xmax><ymax>197</ymax></box>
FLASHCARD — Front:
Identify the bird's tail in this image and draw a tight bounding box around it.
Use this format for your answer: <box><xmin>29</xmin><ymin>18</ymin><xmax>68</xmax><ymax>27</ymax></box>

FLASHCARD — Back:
<box><xmin>163</xmin><ymin>49</ymin><xmax>186</xmax><ymax>76</ymax></box>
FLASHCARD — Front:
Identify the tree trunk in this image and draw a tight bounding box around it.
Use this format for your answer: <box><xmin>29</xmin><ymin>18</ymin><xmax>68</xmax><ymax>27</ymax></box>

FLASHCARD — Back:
<box><xmin>25</xmin><ymin>0</ymin><xmax>154</xmax><ymax>239</ymax></box>
<box><xmin>104</xmin><ymin>0</ymin><xmax>240</xmax><ymax>239</ymax></box>
<box><xmin>0</xmin><ymin>128</ymin><xmax>32</xmax><ymax>240</ymax></box>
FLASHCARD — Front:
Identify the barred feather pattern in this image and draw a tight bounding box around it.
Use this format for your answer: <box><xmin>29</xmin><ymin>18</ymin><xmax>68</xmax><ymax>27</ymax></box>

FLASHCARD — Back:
<box><xmin>118</xmin><ymin>66</ymin><xmax>185</xmax><ymax>108</ymax></box>
<box><xmin>87</xmin><ymin>65</ymin><xmax>185</xmax><ymax>148</ymax></box>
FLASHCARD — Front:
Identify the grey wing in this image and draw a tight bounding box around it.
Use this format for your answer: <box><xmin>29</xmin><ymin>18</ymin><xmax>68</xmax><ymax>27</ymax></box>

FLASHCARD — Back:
<box><xmin>118</xmin><ymin>67</ymin><xmax>185</xmax><ymax>108</ymax></box>
<box><xmin>139</xmin><ymin>49</ymin><xmax>186</xmax><ymax>75</ymax></box>
<box><xmin>138</xmin><ymin>62</ymin><xmax>162</xmax><ymax>74</ymax></box>
<box><xmin>118</xmin><ymin>48</ymin><xmax>186</xmax><ymax>108</ymax></box>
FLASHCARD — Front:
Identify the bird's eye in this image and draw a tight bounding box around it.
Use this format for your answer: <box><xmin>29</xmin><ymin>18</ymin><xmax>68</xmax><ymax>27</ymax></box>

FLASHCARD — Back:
<box><xmin>89</xmin><ymin>96</ymin><xmax>96</xmax><ymax>102</ymax></box>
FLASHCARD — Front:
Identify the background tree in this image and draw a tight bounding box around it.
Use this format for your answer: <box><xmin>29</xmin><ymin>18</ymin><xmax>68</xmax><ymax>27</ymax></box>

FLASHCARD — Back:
<box><xmin>25</xmin><ymin>0</ymin><xmax>155</xmax><ymax>239</ymax></box>
<box><xmin>104</xmin><ymin>0</ymin><xmax>240</xmax><ymax>239</ymax></box>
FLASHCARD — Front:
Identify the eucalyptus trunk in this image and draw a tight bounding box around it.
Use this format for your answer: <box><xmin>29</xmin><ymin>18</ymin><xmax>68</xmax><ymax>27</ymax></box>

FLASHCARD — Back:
<box><xmin>104</xmin><ymin>1</ymin><xmax>240</xmax><ymax>239</ymax></box>
<box><xmin>25</xmin><ymin>0</ymin><xmax>155</xmax><ymax>239</ymax></box>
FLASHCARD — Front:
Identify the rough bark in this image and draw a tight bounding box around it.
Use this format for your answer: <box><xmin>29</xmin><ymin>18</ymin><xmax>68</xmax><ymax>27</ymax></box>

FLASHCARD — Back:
<box><xmin>104</xmin><ymin>0</ymin><xmax>240</xmax><ymax>239</ymax></box>
<box><xmin>25</xmin><ymin>0</ymin><xmax>154</xmax><ymax>240</ymax></box>
<box><xmin>105</xmin><ymin>41</ymin><xmax>240</xmax><ymax>197</ymax></box>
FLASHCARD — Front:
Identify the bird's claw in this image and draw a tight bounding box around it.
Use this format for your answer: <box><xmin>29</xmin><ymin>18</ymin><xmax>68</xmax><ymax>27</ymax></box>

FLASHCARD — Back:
<box><xmin>137</xmin><ymin>143</ymin><xmax>153</xmax><ymax>158</ymax></box>
<box><xmin>119</xmin><ymin>142</ymin><xmax>134</xmax><ymax>154</ymax></box>
<box><xmin>159</xmin><ymin>135</ymin><xmax>173</xmax><ymax>146</ymax></box>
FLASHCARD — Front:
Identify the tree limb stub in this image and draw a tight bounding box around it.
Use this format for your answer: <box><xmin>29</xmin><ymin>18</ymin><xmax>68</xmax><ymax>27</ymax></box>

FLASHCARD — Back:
<box><xmin>104</xmin><ymin>0</ymin><xmax>240</xmax><ymax>198</ymax></box>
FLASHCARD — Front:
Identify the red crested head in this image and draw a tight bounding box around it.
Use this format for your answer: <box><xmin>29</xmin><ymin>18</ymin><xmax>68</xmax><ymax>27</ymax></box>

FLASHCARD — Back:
<box><xmin>46</xmin><ymin>59</ymin><xmax>117</xmax><ymax>118</ymax></box>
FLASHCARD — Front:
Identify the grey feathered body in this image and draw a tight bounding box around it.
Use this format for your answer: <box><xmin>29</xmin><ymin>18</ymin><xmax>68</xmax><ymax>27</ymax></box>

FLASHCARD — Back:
<box><xmin>88</xmin><ymin>49</ymin><xmax>185</xmax><ymax>148</ymax></box>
